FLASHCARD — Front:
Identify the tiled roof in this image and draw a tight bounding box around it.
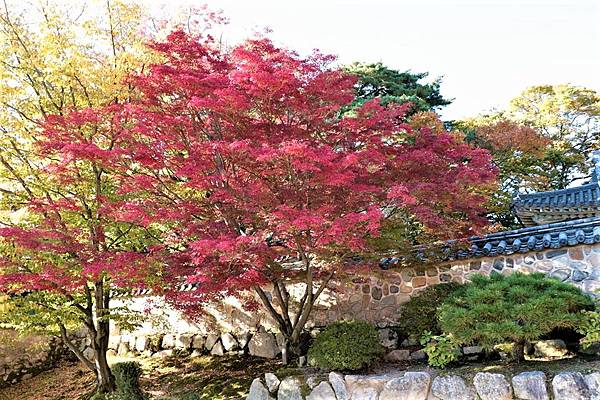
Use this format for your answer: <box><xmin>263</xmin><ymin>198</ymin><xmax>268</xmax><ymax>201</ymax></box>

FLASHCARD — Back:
<box><xmin>513</xmin><ymin>182</ymin><xmax>600</xmax><ymax>226</ymax></box>
<box><xmin>380</xmin><ymin>216</ymin><xmax>600</xmax><ymax>268</ymax></box>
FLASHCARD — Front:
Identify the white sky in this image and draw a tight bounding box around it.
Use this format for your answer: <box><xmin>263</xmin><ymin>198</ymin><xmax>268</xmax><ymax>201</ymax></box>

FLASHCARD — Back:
<box><xmin>146</xmin><ymin>0</ymin><xmax>600</xmax><ymax>120</ymax></box>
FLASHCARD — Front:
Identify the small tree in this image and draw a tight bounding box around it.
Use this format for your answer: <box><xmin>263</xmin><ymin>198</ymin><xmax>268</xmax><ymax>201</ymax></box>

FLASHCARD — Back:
<box><xmin>438</xmin><ymin>273</ymin><xmax>594</xmax><ymax>362</ymax></box>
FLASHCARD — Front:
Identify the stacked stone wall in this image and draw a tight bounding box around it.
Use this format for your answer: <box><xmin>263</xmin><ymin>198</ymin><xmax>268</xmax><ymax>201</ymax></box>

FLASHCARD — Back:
<box><xmin>109</xmin><ymin>243</ymin><xmax>600</xmax><ymax>357</ymax></box>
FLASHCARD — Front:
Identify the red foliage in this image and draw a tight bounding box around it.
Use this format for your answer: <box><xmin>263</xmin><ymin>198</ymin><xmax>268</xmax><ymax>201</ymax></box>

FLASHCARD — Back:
<box><xmin>108</xmin><ymin>31</ymin><xmax>496</xmax><ymax>312</ymax></box>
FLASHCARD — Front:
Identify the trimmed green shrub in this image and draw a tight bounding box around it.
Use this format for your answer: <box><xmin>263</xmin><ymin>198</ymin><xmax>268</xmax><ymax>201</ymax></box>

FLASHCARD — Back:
<box><xmin>308</xmin><ymin>320</ymin><xmax>384</xmax><ymax>371</ymax></box>
<box><xmin>438</xmin><ymin>272</ymin><xmax>594</xmax><ymax>362</ymax></box>
<box><xmin>420</xmin><ymin>331</ymin><xmax>461</xmax><ymax>368</ymax></box>
<box><xmin>397</xmin><ymin>282</ymin><xmax>461</xmax><ymax>338</ymax></box>
<box><xmin>112</xmin><ymin>361</ymin><xmax>145</xmax><ymax>400</ymax></box>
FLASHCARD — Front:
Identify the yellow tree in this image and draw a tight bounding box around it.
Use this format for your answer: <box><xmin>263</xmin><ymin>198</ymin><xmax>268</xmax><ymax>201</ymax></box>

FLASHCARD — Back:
<box><xmin>0</xmin><ymin>0</ymin><xmax>217</xmax><ymax>392</ymax></box>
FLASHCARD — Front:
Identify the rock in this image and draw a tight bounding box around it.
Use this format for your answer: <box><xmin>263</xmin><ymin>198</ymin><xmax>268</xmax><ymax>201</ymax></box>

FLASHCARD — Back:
<box><xmin>117</xmin><ymin>342</ymin><xmax>129</xmax><ymax>356</ymax></box>
<box><xmin>348</xmin><ymin>387</ymin><xmax>379</xmax><ymax>400</ymax></box>
<box><xmin>175</xmin><ymin>333</ymin><xmax>194</xmax><ymax>349</ymax></box>
<box><xmin>385</xmin><ymin>349</ymin><xmax>411</xmax><ymax>362</ymax></box>
<box><xmin>534</xmin><ymin>339</ymin><xmax>568</xmax><ymax>358</ymax></box>
<box><xmin>585</xmin><ymin>372</ymin><xmax>600</xmax><ymax>399</ymax></box>
<box><xmin>205</xmin><ymin>334</ymin><xmax>220</xmax><ymax>351</ymax></box>
<box><xmin>161</xmin><ymin>334</ymin><xmax>175</xmax><ymax>349</ymax></box>
<box><xmin>190</xmin><ymin>350</ymin><xmax>203</xmax><ymax>358</ymax></box>
<box><xmin>306</xmin><ymin>376</ymin><xmax>320</xmax><ymax>389</ymax></box>
<box><xmin>473</xmin><ymin>372</ymin><xmax>512</xmax><ymax>400</ymax></box>
<box><xmin>210</xmin><ymin>341</ymin><xmax>225</xmax><ymax>356</ymax></box>
<box><xmin>83</xmin><ymin>347</ymin><xmax>95</xmax><ymax>362</ymax></box>
<box><xmin>410</xmin><ymin>350</ymin><xmax>426</xmax><ymax>360</ymax></box>
<box><xmin>379</xmin><ymin>328</ymin><xmax>399</xmax><ymax>349</ymax></box>
<box><xmin>134</xmin><ymin>336</ymin><xmax>148</xmax><ymax>352</ymax></box>
<box><xmin>192</xmin><ymin>335</ymin><xmax>205</xmax><ymax>350</ymax></box>
<box><xmin>106</xmin><ymin>349</ymin><xmax>117</xmax><ymax>358</ymax></box>
<box><xmin>108</xmin><ymin>335</ymin><xmax>120</xmax><ymax>350</ymax></box>
<box><xmin>237</xmin><ymin>332</ymin><xmax>252</xmax><ymax>349</ymax></box>
<box><xmin>431</xmin><ymin>375</ymin><xmax>476</xmax><ymax>400</ymax></box>
<box><xmin>151</xmin><ymin>349</ymin><xmax>173</xmax><ymax>358</ymax></box>
<box><xmin>346</xmin><ymin>372</ymin><xmax>403</xmax><ymax>396</ymax></box>
<box><xmin>277</xmin><ymin>376</ymin><xmax>303</xmax><ymax>400</ymax></box>
<box><xmin>380</xmin><ymin>371</ymin><xmax>431</xmax><ymax>400</ymax></box>
<box><xmin>512</xmin><ymin>371</ymin><xmax>548</xmax><ymax>400</ymax></box>
<box><xmin>221</xmin><ymin>333</ymin><xmax>239</xmax><ymax>352</ymax></box>
<box><xmin>329</xmin><ymin>371</ymin><xmax>349</xmax><ymax>400</ymax></box>
<box><xmin>265</xmin><ymin>373</ymin><xmax>280</xmax><ymax>393</ymax></box>
<box><xmin>462</xmin><ymin>346</ymin><xmax>482</xmax><ymax>355</ymax></box>
<box><xmin>306</xmin><ymin>381</ymin><xmax>336</xmax><ymax>400</ymax></box>
<box><xmin>552</xmin><ymin>372</ymin><xmax>590</xmax><ymax>400</ymax></box>
<box><xmin>248</xmin><ymin>331</ymin><xmax>279</xmax><ymax>359</ymax></box>
<box><xmin>248</xmin><ymin>378</ymin><xmax>273</xmax><ymax>400</ymax></box>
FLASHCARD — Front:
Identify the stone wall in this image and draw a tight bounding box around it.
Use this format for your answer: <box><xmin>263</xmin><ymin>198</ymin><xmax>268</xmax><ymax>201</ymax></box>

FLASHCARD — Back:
<box><xmin>248</xmin><ymin>368</ymin><xmax>600</xmax><ymax>400</ymax></box>
<box><xmin>109</xmin><ymin>243</ymin><xmax>600</xmax><ymax>357</ymax></box>
<box><xmin>0</xmin><ymin>329</ymin><xmax>72</xmax><ymax>388</ymax></box>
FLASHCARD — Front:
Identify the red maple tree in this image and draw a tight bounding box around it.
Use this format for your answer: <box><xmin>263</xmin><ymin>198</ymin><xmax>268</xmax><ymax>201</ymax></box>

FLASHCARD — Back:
<box><xmin>109</xmin><ymin>31</ymin><xmax>497</xmax><ymax>360</ymax></box>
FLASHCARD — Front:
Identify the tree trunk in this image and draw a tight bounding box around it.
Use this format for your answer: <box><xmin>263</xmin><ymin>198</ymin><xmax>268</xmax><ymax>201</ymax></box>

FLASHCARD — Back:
<box><xmin>512</xmin><ymin>340</ymin><xmax>526</xmax><ymax>363</ymax></box>
<box><xmin>93</xmin><ymin>280</ymin><xmax>116</xmax><ymax>393</ymax></box>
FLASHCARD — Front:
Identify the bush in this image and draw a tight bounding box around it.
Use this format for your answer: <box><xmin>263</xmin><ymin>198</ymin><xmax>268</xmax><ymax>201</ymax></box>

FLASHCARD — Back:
<box><xmin>438</xmin><ymin>272</ymin><xmax>594</xmax><ymax>361</ymax></box>
<box><xmin>397</xmin><ymin>282</ymin><xmax>460</xmax><ymax>339</ymax></box>
<box><xmin>578</xmin><ymin>310</ymin><xmax>600</xmax><ymax>349</ymax></box>
<box><xmin>308</xmin><ymin>320</ymin><xmax>384</xmax><ymax>371</ymax></box>
<box><xmin>112</xmin><ymin>361</ymin><xmax>145</xmax><ymax>400</ymax></box>
<box><xmin>420</xmin><ymin>331</ymin><xmax>461</xmax><ymax>368</ymax></box>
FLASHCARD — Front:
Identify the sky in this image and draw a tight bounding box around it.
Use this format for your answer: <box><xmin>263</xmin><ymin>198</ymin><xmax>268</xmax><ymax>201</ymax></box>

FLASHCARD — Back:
<box><xmin>146</xmin><ymin>0</ymin><xmax>600</xmax><ymax>121</ymax></box>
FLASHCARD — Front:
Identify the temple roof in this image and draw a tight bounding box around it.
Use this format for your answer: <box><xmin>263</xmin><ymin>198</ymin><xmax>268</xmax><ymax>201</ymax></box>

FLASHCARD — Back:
<box><xmin>513</xmin><ymin>151</ymin><xmax>600</xmax><ymax>226</ymax></box>
<box><xmin>513</xmin><ymin>181</ymin><xmax>600</xmax><ymax>226</ymax></box>
<box><xmin>379</xmin><ymin>215</ymin><xmax>600</xmax><ymax>268</ymax></box>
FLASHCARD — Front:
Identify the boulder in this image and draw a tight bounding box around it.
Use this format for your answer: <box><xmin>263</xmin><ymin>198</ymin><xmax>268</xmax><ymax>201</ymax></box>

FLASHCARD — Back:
<box><xmin>585</xmin><ymin>372</ymin><xmax>600</xmax><ymax>399</ymax></box>
<box><xmin>152</xmin><ymin>349</ymin><xmax>173</xmax><ymax>358</ymax></box>
<box><xmin>192</xmin><ymin>335</ymin><xmax>205</xmax><ymax>350</ymax></box>
<box><xmin>108</xmin><ymin>335</ymin><xmax>120</xmax><ymax>350</ymax></box>
<box><xmin>306</xmin><ymin>381</ymin><xmax>336</xmax><ymax>400</ymax></box>
<box><xmin>380</xmin><ymin>371</ymin><xmax>431</xmax><ymax>400</ymax></box>
<box><xmin>248</xmin><ymin>331</ymin><xmax>279</xmax><ymax>359</ymax></box>
<box><xmin>205</xmin><ymin>334</ymin><xmax>220</xmax><ymax>351</ymax></box>
<box><xmin>161</xmin><ymin>334</ymin><xmax>175</xmax><ymax>349</ymax></box>
<box><xmin>384</xmin><ymin>349</ymin><xmax>411</xmax><ymax>362</ymax></box>
<box><xmin>134</xmin><ymin>336</ymin><xmax>148</xmax><ymax>353</ymax></box>
<box><xmin>210</xmin><ymin>341</ymin><xmax>225</xmax><ymax>356</ymax></box>
<box><xmin>473</xmin><ymin>372</ymin><xmax>512</xmax><ymax>400</ymax></box>
<box><xmin>346</xmin><ymin>372</ymin><xmax>403</xmax><ymax>399</ymax></box>
<box><xmin>117</xmin><ymin>342</ymin><xmax>130</xmax><ymax>356</ymax></box>
<box><xmin>247</xmin><ymin>378</ymin><xmax>273</xmax><ymax>400</ymax></box>
<box><xmin>552</xmin><ymin>372</ymin><xmax>590</xmax><ymax>400</ymax></box>
<box><xmin>410</xmin><ymin>350</ymin><xmax>426</xmax><ymax>360</ymax></box>
<box><xmin>221</xmin><ymin>333</ymin><xmax>239</xmax><ymax>352</ymax></box>
<box><xmin>431</xmin><ymin>375</ymin><xmax>476</xmax><ymax>400</ymax></box>
<box><xmin>348</xmin><ymin>387</ymin><xmax>378</xmax><ymax>400</ymax></box>
<box><xmin>534</xmin><ymin>340</ymin><xmax>568</xmax><ymax>358</ymax></box>
<box><xmin>277</xmin><ymin>376</ymin><xmax>303</xmax><ymax>400</ymax></box>
<box><xmin>106</xmin><ymin>349</ymin><xmax>117</xmax><ymax>358</ymax></box>
<box><xmin>462</xmin><ymin>346</ymin><xmax>482</xmax><ymax>355</ymax></box>
<box><xmin>512</xmin><ymin>371</ymin><xmax>548</xmax><ymax>400</ymax></box>
<box><xmin>379</xmin><ymin>328</ymin><xmax>399</xmax><ymax>349</ymax></box>
<box><xmin>264</xmin><ymin>372</ymin><xmax>280</xmax><ymax>393</ymax></box>
<box><xmin>83</xmin><ymin>347</ymin><xmax>95</xmax><ymax>362</ymax></box>
<box><xmin>329</xmin><ymin>371</ymin><xmax>349</xmax><ymax>400</ymax></box>
<box><xmin>236</xmin><ymin>332</ymin><xmax>252</xmax><ymax>349</ymax></box>
<box><xmin>306</xmin><ymin>376</ymin><xmax>320</xmax><ymax>389</ymax></box>
<box><xmin>175</xmin><ymin>333</ymin><xmax>194</xmax><ymax>349</ymax></box>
